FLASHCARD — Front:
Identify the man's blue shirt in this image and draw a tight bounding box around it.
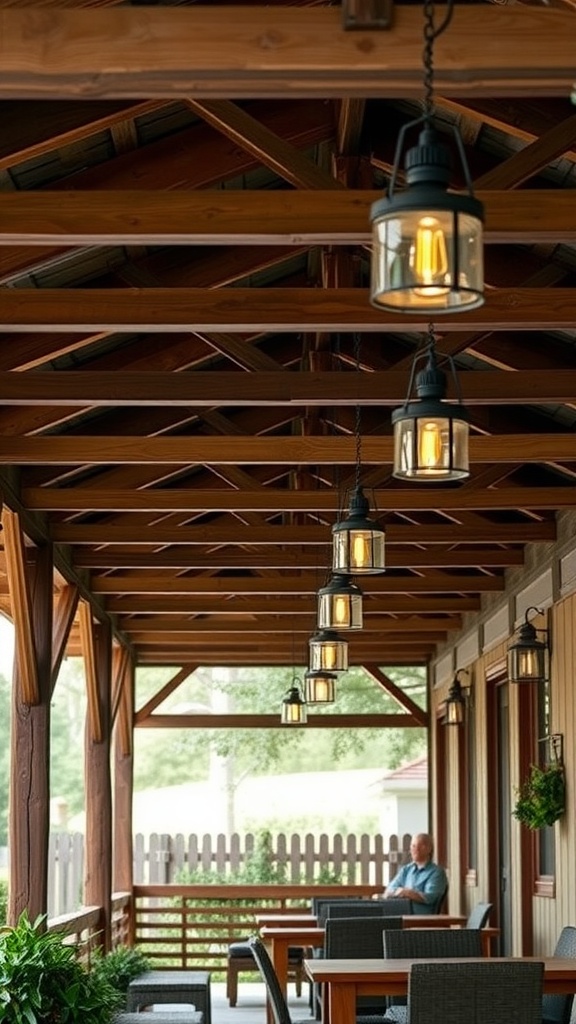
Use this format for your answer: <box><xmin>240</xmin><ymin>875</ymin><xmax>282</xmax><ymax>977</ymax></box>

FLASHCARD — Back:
<box><xmin>387</xmin><ymin>860</ymin><xmax>447</xmax><ymax>915</ymax></box>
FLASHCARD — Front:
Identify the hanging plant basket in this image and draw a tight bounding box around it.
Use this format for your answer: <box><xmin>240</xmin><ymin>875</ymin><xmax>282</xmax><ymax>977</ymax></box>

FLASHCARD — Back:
<box><xmin>513</xmin><ymin>760</ymin><xmax>566</xmax><ymax>830</ymax></box>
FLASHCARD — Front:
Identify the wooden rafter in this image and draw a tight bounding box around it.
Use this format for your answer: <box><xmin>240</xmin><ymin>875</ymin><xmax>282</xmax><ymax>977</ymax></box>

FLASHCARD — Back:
<box><xmin>20</xmin><ymin>487</ymin><xmax>576</xmax><ymax>513</ymax></box>
<box><xmin>1</xmin><ymin>288</ymin><xmax>576</xmax><ymax>332</ymax></box>
<box><xmin>135</xmin><ymin>713</ymin><xmax>425</xmax><ymax>729</ymax></box>
<box><xmin>364</xmin><ymin>665</ymin><xmax>428</xmax><ymax>727</ymax></box>
<box><xmin>0</xmin><ymin>190</ymin><xmax>574</xmax><ymax>245</ymax></box>
<box><xmin>1</xmin><ymin>434</ymin><xmax>574</xmax><ymax>466</ymax></box>
<box><xmin>0</xmin><ymin>8</ymin><xmax>573</xmax><ymax>99</ymax></box>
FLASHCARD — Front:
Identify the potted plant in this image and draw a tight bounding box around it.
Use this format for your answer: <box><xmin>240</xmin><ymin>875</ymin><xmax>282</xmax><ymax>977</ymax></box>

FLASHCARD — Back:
<box><xmin>0</xmin><ymin>911</ymin><xmax>121</xmax><ymax>1024</ymax></box>
<box><xmin>513</xmin><ymin>761</ymin><xmax>566</xmax><ymax>830</ymax></box>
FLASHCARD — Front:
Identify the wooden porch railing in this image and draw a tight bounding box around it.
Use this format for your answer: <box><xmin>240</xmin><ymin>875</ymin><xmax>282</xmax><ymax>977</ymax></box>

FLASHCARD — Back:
<box><xmin>47</xmin><ymin>891</ymin><xmax>131</xmax><ymax>964</ymax></box>
<box><xmin>132</xmin><ymin>883</ymin><xmax>383</xmax><ymax>971</ymax></box>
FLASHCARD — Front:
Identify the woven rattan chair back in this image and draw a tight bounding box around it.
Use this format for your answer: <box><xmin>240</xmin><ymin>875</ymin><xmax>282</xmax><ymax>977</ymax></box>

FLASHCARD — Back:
<box><xmin>408</xmin><ymin>960</ymin><xmax>544</xmax><ymax>1024</ymax></box>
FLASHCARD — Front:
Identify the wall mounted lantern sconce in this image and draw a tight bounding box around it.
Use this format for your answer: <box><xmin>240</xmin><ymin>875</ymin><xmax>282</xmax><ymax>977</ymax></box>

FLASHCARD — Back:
<box><xmin>369</xmin><ymin>0</ymin><xmax>484</xmax><ymax>314</ymax></box>
<box><xmin>309</xmin><ymin>629</ymin><xmax>349</xmax><ymax>673</ymax></box>
<box><xmin>317</xmin><ymin>574</ymin><xmax>363</xmax><ymax>631</ymax></box>
<box><xmin>508</xmin><ymin>606</ymin><xmax>550</xmax><ymax>684</ymax></box>
<box><xmin>443</xmin><ymin>669</ymin><xmax>470</xmax><ymax>726</ymax></box>
<box><xmin>281</xmin><ymin>682</ymin><xmax>308</xmax><ymax>725</ymax></box>
<box><xmin>304</xmin><ymin>668</ymin><xmax>337</xmax><ymax>705</ymax></box>
<box><xmin>392</xmin><ymin>326</ymin><xmax>470</xmax><ymax>481</ymax></box>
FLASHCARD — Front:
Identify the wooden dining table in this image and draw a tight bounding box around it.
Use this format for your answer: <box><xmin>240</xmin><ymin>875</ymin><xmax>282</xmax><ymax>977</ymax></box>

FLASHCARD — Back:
<box><xmin>304</xmin><ymin>957</ymin><xmax>576</xmax><ymax>1024</ymax></box>
<box><xmin>259</xmin><ymin>915</ymin><xmax>499</xmax><ymax>1005</ymax></box>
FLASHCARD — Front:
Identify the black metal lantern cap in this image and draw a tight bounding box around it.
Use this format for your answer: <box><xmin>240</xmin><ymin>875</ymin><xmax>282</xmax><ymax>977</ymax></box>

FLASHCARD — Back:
<box><xmin>370</xmin><ymin>128</ymin><xmax>484</xmax><ymax>227</ymax></box>
<box><xmin>332</xmin><ymin>485</ymin><xmax>373</xmax><ymax>531</ymax></box>
<box><xmin>391</xmin><ymin>342</ymin><xmax>470</xmax><ymax>426</ymax></box>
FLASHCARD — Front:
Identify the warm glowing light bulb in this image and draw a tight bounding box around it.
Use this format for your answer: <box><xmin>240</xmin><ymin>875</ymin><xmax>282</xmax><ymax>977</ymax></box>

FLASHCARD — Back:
<box><xmin>413</xmin><ymin>216</ymin><xmax>449</xmax><ymax>295</ymax></box>
<box><xmin>418</xmin><ymin>420</ymin><xmax>443</xmax><ymax>470</ymax></box>
<box><xmin>519</xmin><ymin>650</ymin><xmax>539</xmax><ymax>678</ymax></box>
<box><xmin>324</xmin><ymin>646</ymin><xmax>337</xmax><ymax>670</ymax></box>
<box><xmin>333</xmin><ymin>596</ymin><xmax>349</xmax><ymax>626</ymax></box>
<box><xmin>352</xmin><ymin>533</ymin><xmax>370</xmax><ymax>568</ymax></box>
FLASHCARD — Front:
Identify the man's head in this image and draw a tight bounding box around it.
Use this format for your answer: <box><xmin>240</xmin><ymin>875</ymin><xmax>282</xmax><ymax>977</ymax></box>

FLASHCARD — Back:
<box><xmin>410</xmin><ymin>833</ymin><xmax>433</xmax><ymax>866</ymax></box>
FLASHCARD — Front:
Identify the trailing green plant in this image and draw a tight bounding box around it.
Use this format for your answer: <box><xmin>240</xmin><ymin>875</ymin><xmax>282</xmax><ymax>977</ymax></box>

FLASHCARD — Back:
<box><xmin>0</xmin><ymin>911</ymin><xmax>121</xmax><ymax>1024</ymax></box>
<box><xmin>513</xmin><ymin>762</ymin><xmax>566</xmax><ymax>830</ymax></box>
<box><xmin>91</xmin><ymin>944</ymin><xmax>150</xmax><ymax>995</ymax></box>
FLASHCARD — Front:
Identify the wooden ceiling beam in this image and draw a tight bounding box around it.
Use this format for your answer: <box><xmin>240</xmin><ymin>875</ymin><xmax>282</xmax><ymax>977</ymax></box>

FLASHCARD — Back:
<box><xmin>89</xmin><ymin>575</ymin><xmax>503</xmax><ymax>595</ymax></box>
<box><xmin>54</xmin><ymin>521</ymin><xmax>555</xmax><ymax>545</ymax></box>
<box><xmin>134</xmin><ymin>713</ymin><xmax>427</xmax><ymax>729</ymax></box>
<box><xmin>71</xmin><ymin>547</ymin><xmax>525</xmax><ymax>570</ymax></box>
<box><xmin>1</xmin><ymin>288</ymin><xmax>575</xmax><ymax>332</ymax></box>
<box><xmin>2</xmin><ymin>434</ymin><xmax>575</xmax><ymax>465</ymax></box>
<box><xmin>1</xmin><ymin>190</ymin><xmax>575</xmax><ymax>244</ymax></box>
<box><xmin>0</xmin><ymin>8</ymin><xmax>573</xmax><ymax>99</ymax></box>
<box><xmin>119</xmin><ymin>618</ymin><xmax>453</xmax><ymax>636</ymax></box>
<box><xmin>8</xmin><ymin>369</ymin><xmax>576</xmax><ymax>409</ymax></box>
<box><xmin>22</xmin><ymin>484</ymin><xmax>576</xmax><ymax>513</ymax></box>
<box><xmin>105</xmin><ymin>595</ymin><xmax>479</xmax><ymax>615</ymax></box>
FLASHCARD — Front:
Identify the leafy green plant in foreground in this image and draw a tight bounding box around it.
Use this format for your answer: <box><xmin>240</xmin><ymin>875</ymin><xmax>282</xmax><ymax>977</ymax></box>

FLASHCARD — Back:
<box><xmin>91</xmin><ymin>944</ymin><xmax>151</xmax><ymax>994</ymax></box>
<box><xmin>0</xmin><ymin>911</ymin><xmax>120</xmax><ymax>1024</ymax></box>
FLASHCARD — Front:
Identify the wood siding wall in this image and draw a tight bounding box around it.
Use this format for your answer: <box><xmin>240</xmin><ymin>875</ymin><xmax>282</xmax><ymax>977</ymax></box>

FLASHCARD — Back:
<box><xmin>431</xmin><ymin>524</ymin><xmax>576</xmax><ymax>958</ymax></box>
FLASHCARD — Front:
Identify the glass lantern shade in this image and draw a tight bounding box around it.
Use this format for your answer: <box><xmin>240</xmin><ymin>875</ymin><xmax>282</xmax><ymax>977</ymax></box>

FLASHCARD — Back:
<box><xmin>444</xmin><ymin>681</ymin><xmax>465</xmax><ymax>725</ymax></box>
<box><xmin>370</xmin><ymin>205</ymin><xmax>484</xmax><ymax>314</ymax></box>
<box><xmin>506</xmin><ymin>630</ymin><xmax>545</xmax><ymax>679</ymax></box>
<box><xmin>332</xmin><ymin>486</ymin><xmax>385</xmax><ymax>575</ymax></box>
<box><xmin>281</xmin><ymin>685</ymin><xmax>308</xmax><ymax>725</ymax></box>
<box><xmin>317</xmin><ymin>574</ymin><xmax>363</xmax><ymax>631</ymax></box>
<box><xmin>309</xmin><ymin>630</ymin><xmax>349</xmax><ymax>672</ymax></box>
<box><xmin>508</xmin><ymin>618</ymin><xmax>549</xmax><ymax>684</ymax></box>
<box><xmin>392</xmin><ymin>403</ymin><xmax>469</xmax><ymax>481</ymax></box>
<box><xmin>304</xmin><ymin>669</ymin><xmax>336</xmax><ymax>704</ymax></box>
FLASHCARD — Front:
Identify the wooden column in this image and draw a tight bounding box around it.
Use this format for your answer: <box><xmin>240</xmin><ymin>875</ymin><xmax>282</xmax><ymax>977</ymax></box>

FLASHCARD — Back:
<box><xmin>6</xmin><ymin>525</ymin><xmax>53</xmax><ymax>924</ymax></box>
<box><xmin>83</xmin><ymin>607</ymin><xmax>113</xmax><ymax>951</ymax></box>
<box><xmin>113</xmin><ymin>647</ymin><xmax>135</xmax><ymax>901</ymax></box>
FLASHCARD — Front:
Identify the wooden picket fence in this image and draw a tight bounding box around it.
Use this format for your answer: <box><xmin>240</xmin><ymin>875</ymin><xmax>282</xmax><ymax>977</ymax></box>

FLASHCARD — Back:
<box><xmin>47</xmin><ymin>831</ymin><xmax>411</xmax><ymax>916</ymax></box>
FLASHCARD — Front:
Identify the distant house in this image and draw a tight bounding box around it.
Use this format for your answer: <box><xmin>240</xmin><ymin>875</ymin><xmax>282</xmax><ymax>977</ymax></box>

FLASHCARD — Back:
<box><xmin>378</xmin><ymin>756</ymin><xmax>428</xmax><ymax>838</ymax></box>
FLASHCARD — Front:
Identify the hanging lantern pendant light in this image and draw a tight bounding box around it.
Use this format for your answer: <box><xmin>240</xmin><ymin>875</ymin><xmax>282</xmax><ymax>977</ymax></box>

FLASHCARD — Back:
<box><xmin>332</xmin><ymin>339</ymin><xmax>385</xmax><ymax>575</ymax></box>
<box><xmin>317</xmin><ymin>573</ymin><xmax>363</xmax><ymax>631</ymax></box>
<box><xmin>281</xmin><ymin>681</ymin><xmax>308</xmax><ymax>724</ymax></box>
<box><xmin>370</xmin><ymin>0</ymin><xmax>484</xmax><ymax>314</ymax></box>
<box><xmin>309</xmin><ymin>629</ymin><xmax>349</xmax><ymax>672</ymax></box>
<box><xmin>392</xmin><ymin>326</ymin><xmax>470</xmax><ymax>481</ymax></box>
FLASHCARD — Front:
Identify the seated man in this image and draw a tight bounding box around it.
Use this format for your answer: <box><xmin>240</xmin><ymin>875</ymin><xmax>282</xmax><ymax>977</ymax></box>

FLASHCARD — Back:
<box><xmin>383</xmin><ymin>832</ymin><xmax>447</xmax><ymax>915</ymax></box>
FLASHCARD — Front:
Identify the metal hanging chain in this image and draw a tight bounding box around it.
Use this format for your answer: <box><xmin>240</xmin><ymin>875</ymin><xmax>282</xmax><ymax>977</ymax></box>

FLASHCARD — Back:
<box><xmin>353</xmin><ymin>333</ymin><xmax>362</xmax><ymax>493</ymax></box>
<box><xmin>422</xmin><ymin>0</ymin><xmax>455</xmax><ymax>121</ymax></box>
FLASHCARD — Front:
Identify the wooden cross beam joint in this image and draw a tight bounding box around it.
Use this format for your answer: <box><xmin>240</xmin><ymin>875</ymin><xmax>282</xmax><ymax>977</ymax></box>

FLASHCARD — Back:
<box><xmin>342</xmin><ymin>0</ymin><xmax>394</xmax><ymax>30</ymax></box>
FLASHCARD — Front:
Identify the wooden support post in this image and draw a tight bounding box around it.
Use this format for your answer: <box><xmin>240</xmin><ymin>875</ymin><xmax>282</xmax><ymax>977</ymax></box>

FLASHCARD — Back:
<box><xmin>8</xmin><ymin>540</ymin><xmax>53</xmax><ymax>924</ymax></box>
<box><xmin>113</xmin><ymin>649</ymin><xmax>135</xmax><ymax>906</ymax></box>
<box><xmin>84</xmin><ymin>614</ymin><xmax>113</xmax><ymax>951</ymax></box>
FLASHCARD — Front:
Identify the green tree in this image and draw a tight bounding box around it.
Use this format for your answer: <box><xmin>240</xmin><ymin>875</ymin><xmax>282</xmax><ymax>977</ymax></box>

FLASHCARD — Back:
<box><xmin>0</xmin><ymin>672</ymin><xmax>10</xmax><ymax>844</ymax></box>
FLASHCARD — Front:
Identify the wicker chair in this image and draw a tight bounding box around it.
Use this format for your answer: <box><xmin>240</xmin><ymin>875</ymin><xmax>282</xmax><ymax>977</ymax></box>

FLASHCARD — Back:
<box><xmin>226</xmin><ymin>938</ymin><xmax>305</xmax><ymax>1008</ymax></box>
<box><xmin>320</xmin><ymin>917</ymin><xmax>404</xmax><ymax>1021</ymax></box>
<box><xmin>247</xmin><ymin>937</ymin><xmax>317</xmax><ymax>1024</ymax></box>
<box><xmin>382</xmin><ymin>925</ymin><xmax>484</xmax><ymax>1023</ymax></box>
<box><xmin>325</xmin><ymin>901</ymin><xmax>413</xmax><ymax>922</ymax></box>
<box><xmin>408</xmin><ymin>960</ymin><xmax>544</xmax><ymax>1024</ymax></box>
<box><xmin>465</xmin><ymin>901</ymin><xmax>493</xmax><ymax>929</ymax></box>
<box><xmin>542</xmin><ymin>925</ymin><xmax>576</xmax><ymax>1024</ymax></box>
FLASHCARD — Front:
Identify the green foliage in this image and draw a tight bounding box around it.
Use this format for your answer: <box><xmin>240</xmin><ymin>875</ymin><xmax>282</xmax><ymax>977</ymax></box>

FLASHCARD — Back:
<box><xmin>90</xmin><ymin>944</ymin><xmax>150</xmax><ymax>995</ymax></box>
<box><xmin>513</xmin><ymin>763</ymin><xmax>566</xmax><ymax>830</ymax></box>
<box><xmin>0</xmin><ymin>911</ymin><xmax>120</xmax><ymax>1024</ymax></box>
<box><xmin>0</xmin><ymin>879</ymin><xmax>7</xmax><ymax>925</ymax></box>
